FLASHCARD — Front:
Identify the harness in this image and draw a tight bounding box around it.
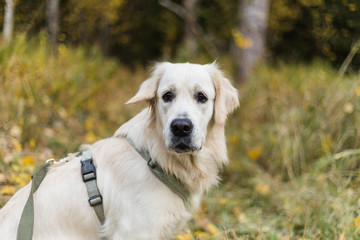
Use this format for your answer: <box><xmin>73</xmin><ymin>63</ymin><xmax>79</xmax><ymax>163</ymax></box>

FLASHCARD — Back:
<box><xmin>126</xmin><ymin>137</ymin><xmax>190</xmax><ymax>209</ymax></box>
<box><xmin>16</xmin><ymin>138</ymin><xmax>190</xmax><ymax>239</ymax></box>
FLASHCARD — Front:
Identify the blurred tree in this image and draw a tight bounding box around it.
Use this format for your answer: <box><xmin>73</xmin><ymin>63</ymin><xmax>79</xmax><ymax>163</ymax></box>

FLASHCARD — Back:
<box><xmin>3</xmin><ymin>0</ymin><xmax>15</xmax><ymax>43</ymax></box>
<box><xmin>197</xmin><ymin>0</ymin><xmax>238</xmax><ymax>53</ymax></box>
<box><xmin>232</xmin><ymin>0</ymin><xmax>270</xmax><ymax>83</ymax></box>
<box><xmin>108</xmin><ymin>0</ymin><xmax>180</xmax><ymax>66</ymax></box>
<box><xmin>160</xmin><ymin>0</ymin><xmax>199</xmax><ymax>58</ymax></box>
<box><xmin>62</xmin><ymin>0</ymin><xmax>124</xmax><ymax>51</ymax></box>
<box><xmin>1</xmin><ymin>0</ymin><xmax>360</xmax><ymax>69</ymax></box>
<box><xmin>46</xmin><ymin>0</ymin><xmax>59</xmax><ymax>53</ymax></box>
<box><xmin>183</xmin><ymin>0</ymin><xmax>198</xmax><ymax>57</ymax></box>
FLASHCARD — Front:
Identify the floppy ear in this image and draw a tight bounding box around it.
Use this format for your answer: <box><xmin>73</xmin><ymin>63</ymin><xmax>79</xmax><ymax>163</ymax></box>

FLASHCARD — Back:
<box><xmin>126</xmin><ymin>62</ymin><xmax>169</xmax><ymax>104</ymax></box>
<box><xmin>207</xmin><ymin>63</ymin><xmax>240</xmax><ymax>126</ymax></box>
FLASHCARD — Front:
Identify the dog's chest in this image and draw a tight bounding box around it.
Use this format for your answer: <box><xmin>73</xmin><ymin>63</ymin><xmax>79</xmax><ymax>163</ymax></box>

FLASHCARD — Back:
<box><xmin>102</xmin><ymin>176</ymin><xmax>192</xmax><ymax>239</ymax></box>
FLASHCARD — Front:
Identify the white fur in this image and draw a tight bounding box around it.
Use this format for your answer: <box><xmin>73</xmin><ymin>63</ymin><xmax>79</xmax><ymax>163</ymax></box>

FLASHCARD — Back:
<box><xmin>0</xmin><ymin>62</ymin><xmax>239</xmax><ymax>239</ymax></box>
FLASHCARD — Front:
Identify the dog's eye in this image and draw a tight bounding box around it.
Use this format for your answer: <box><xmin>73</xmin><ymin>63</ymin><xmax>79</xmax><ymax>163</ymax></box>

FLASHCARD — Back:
<box><xmin>196</xmin><ymin>92</ymin><xmax>208</xmax><ymax>103</ymax></box>
<box><xmin>162</xmin><ymin>91</ymin><xmax>175</xmax><ymax>102</ymax></box>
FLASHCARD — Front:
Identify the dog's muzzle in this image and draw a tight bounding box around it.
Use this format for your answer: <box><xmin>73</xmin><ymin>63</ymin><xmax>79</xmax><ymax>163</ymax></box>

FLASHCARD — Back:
<box><xmin>170</xmin><ymin>118</ymin><xmax>196</xmax><ymax>153</ymax></box>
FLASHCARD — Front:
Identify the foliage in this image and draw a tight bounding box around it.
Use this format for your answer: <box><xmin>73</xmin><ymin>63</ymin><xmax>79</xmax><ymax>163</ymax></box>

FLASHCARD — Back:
<box><xmin>106</xmin><ymin>0</ymin><xmax>181</xmax><ymax>65</ymax></box>
<box><xmin>2</xmin><ymin>0</ymin><xmax>360</xmax><ymax>67</ymax></box>
<box><xmin>0</xmin><ymin>37</ymin><xmax>360</xmax><ymax>239</ymax></box>
<box><xmin>268</xmin><ymin>0</ymin><xmax>360</xmax><ymax>67</ymax></box>
<box><xmin>0</xmin><ymin>35</ymin><xmax>144</xmax><ymax>204</ymax></box>
<box><xmin>211</xmin><ymin>60</ymin><xmax>360</xmax><ymax>239</ymax></box>
<box><xmin>197</xmin><ymin>0</ymin><xmax>238</xmax><ymax>52</ymax></box>
<box><xmin>230</xmin><ymin>61</ymin><xmax>360</xmax><ymax>177</ymax></box>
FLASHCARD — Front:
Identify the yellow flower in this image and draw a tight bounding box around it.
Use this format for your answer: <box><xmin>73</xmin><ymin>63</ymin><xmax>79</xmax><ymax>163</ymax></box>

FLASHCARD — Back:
<box><xmin>232</xmin><ymin>29</ymin><xmax>253</xmax><ymax>49</ymax></box>
<box><xmin>218</xmin><ymin>198</ymin><xmax>229</xmax><ymax>205</ymax></box>
<box><xmin>355</xmin><ymin>86</ymin><xmax>360</xmax><ymax>96</ymax></box>
<box><xmin>247</xmin><ymin>146</ymin><xmax>263</xmax><ymax>161</ymax></box>
<box><xmin>355</xmin><ymin>217</ymin><xmax>360</xmax><ymax>229</ymax></box>
<box><xmin>255</xmin><ymin>183</ymin><xmax>270</xmax><ymax>196</ymax></box>
<box><xmin>176</xmin><ymin>233</ymin><xmax>192</xmax><ymax>240</ymax></box>
<box><xmin>29</xmin><ymin>138</ymin><xmax>36</xmax><ymax>148</ymax></box>
<box><xmin>206</xmin><ymin>223</ymin><xmax>220</xmax><ymax>235</ymax></box>
<box><xmin>11</xmin><ymin>173</ymin><xmax>31</xmax><ymax>187</ymax></box>
<box><xmin>85</xmin><ymin>132</ymin><xmax>97</xmax><ymax>143</ymax></box>
<box><xmin>348</xmin><ymin>3</ymin><xmax>356</xmax><ymax>11</ymax></box>
<box><xmin>1</xmin><ymin>185</ymin><xmax>16</xmax><ymax>195</ymax></box>
<box><xmin>22</xmin><ymin>155</ymin><xmax>35</xmax><ymax>166</ymax></box>
<box><xmin>229</xmin><ymin>135</ymin><xmax>239</xmax><ymax>145</ymax></box>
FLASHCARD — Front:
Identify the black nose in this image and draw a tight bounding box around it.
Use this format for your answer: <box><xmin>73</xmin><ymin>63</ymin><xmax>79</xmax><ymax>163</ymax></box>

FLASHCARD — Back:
<box><xmin>170</xmin><ymin>118</ymin><xmax>193</xmax><ymax>137</ymax></box>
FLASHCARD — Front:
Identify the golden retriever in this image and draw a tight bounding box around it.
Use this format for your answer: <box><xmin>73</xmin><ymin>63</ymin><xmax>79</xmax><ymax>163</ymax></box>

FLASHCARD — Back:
<box><xmin>0</xmin><ymin>62</ymin><xmax>239</xmax><ymax>239</ymax></box>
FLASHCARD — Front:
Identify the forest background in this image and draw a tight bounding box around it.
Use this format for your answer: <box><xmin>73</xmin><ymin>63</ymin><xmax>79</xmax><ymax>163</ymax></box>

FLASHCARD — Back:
<box><xmin>1</xmin><ymin>0</ymin><xmax>360</xmax><ymax>239</ymax></box>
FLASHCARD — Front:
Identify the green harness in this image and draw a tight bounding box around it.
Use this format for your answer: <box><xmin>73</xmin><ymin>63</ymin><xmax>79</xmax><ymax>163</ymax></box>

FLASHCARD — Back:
<box><xmin>126</xmin><ymin>137</ymin><xmax>191</xmax><ymax>209</ymax></box>
<box><xmin>16</xmin><ymin>138</ymin><xmax>190</xmax><ymax>239</ymax></box>
<box><xmin>17</xmin><ymin>162</ymin><xmax>50</xmax><ymax>240</ymax></box>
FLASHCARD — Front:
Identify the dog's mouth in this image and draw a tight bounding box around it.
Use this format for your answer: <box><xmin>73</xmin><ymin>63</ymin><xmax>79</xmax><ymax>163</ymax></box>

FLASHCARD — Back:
<box><xmin>169</xmin><ymin>137</ymin><xmax>200</xmax><ymax>153</ymax></box>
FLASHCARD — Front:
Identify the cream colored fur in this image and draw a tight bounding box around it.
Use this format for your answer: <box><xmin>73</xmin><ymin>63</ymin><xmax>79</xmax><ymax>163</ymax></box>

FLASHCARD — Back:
<box><xmin>0</xmin><ymin>62</ymin><xmax>239</xmax><ymax>239</ymax></box>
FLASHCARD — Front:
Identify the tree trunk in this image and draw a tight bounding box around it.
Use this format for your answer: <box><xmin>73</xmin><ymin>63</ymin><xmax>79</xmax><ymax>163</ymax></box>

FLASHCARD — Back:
<box><xmin>3</xmin><ymin>0</ymin><xmax>15</xmax><ymax>43</ymax></box>
<box><xmin>159</xmin><ymin>0</ymin><xmax>200</xmax><ymax>58</ymax></box>
<box><xmin>183</xmin><ymin>0</ymin><xmax>198</xmax><ymax>57</ymax></box>
<box><xmin>233</xmin><ymin>0</ymin><xmax>270</xmax><ymax>83</ymax></box>
<box><xmin>46</xmin><ymin>0</ymin><xmax>60</xmax><ymax>54</ymax></box>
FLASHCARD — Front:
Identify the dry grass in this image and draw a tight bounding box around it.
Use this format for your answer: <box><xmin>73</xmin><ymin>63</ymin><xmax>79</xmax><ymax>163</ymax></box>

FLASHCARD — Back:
<box><xmin>1</xmin><ymin>36</ymin><xmax>360</xmax><ymax>239</ymax></box>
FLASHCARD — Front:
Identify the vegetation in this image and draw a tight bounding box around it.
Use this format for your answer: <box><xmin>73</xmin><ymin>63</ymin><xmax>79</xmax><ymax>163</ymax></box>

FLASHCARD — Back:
<box><xmin>1</xmin><ymin>36</ymin><xmax>359</xmax><ymax>239</ymax></box>
<box><xmin>1</xmin><ymin>0</ymin><xmax>360</xmax><ymax>67</ymax></box>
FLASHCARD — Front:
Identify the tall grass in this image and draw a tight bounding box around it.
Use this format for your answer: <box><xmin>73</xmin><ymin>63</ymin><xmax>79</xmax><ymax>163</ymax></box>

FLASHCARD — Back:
<box><xmin>210</xmin><ymin>61</ymin><xmax>360</xmax><ymax>239</ymax></box>
<box><xmin>0</xmin><ymin>35</ymin><xmax>144</xmax><ymax>204</ymax></box>
<box><xmin>0</xmin><ymin>36</ymin><xmax>360</xmax><ymax>239</ymax></box>
<box><xmin>0</xmin><ymin>34</ymin><xmax>145</xmax><ymax>154</ymax></box>
<box><xmin>228</xmin><ymin>61</ymin><xmax>360</xmax><ymax>179</ymax></box>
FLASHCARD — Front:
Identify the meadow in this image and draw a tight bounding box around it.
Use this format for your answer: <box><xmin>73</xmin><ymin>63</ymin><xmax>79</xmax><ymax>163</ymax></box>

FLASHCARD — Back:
<box><xmin>0</xmin><ymin>36</ymin><xmax>360</xmax><ymax>240</ymax></box>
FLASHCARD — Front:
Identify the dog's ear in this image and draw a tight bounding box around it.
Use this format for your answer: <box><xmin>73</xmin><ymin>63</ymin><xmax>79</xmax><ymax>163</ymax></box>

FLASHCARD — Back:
<box><xmin>207</xmin><ymin>63</ymin><xmax>239</xmax><ymax>126</ymax></box>
<box><xmin>126</xmin><ymin>62</ymin><xmax>168</xmax><ymax>104</ymax></box>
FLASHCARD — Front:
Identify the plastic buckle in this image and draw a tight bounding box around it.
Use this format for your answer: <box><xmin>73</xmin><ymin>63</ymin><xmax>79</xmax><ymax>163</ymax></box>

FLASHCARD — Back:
<box><xmin>147</xmin><ymin>158</ymin><xmax>158</xmax><ymax>169</ymax></box>
<box><xmin>81</xmin><ymin>159</ymin><xmax>96</xmax><ymax>182</ymax></box>
<box><xmin>89</xmin><ymin>194</ymin><xmax>103</xmax><ymax>206</ymax></box>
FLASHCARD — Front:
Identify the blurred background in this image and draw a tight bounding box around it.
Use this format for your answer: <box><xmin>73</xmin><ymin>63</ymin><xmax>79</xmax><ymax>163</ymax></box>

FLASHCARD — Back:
<box><xmin>0</xmin><ymin>0</ymin><xmax>360</xmax><ymax>239</ymax></box>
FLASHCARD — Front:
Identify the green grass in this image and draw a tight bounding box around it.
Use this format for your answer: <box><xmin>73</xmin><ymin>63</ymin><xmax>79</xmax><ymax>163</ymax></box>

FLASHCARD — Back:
<box><xmin>1</xmin><ymin>36</ymin><xmax>360</xmax><ymax>239</ymax></box>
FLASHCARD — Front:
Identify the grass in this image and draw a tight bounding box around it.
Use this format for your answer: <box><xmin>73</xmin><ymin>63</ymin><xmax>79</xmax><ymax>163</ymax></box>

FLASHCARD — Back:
<box><xmin>0</xmin><ymin>36</ymin><xmax>360</xmax><ymax>239</ymax></box>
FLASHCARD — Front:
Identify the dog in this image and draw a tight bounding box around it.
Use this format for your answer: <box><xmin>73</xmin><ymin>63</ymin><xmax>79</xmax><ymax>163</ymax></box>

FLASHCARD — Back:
<box><xmin>0</xmin><ymin>62</ymin><xmax>239</xmax><ymax>239</ymax></box>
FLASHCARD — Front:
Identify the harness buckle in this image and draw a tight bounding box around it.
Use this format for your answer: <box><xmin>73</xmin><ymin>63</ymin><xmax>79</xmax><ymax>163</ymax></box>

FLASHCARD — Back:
<box><xmin>81</xmin><ymin>159</ymin><xmax>96</xmax><ymax>182</ymax></box>
<box><xmin>147</xmin><ymin>158</ymin><xmax>158</xmax><ymax>169</ymax></box>
<box><xmin>88</xmin><ymin>194</ymin><xmax>103</xmax><ymax>206</ymax></box>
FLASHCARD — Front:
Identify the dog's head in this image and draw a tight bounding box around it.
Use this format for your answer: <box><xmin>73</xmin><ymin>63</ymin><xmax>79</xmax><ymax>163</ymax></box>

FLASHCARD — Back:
<box><xmin>126</xmin><ymin>62</ymin><xmax>239</xmax><ymax>154</ymax></box>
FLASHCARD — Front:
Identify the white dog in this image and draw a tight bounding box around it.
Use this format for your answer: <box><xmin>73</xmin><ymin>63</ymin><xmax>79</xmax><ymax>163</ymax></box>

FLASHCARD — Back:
<box><xmin>0</xmin><ymin>62</ymin><xmax>239</xmax><ymax>239</ymax></box>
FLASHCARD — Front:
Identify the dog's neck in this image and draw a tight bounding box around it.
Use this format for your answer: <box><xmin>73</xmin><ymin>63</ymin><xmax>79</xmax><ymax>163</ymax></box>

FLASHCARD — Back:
<box><xmin>115</xmin><ymin>108</ymin><xmax>229</xmax><ymax>195</ymax></box>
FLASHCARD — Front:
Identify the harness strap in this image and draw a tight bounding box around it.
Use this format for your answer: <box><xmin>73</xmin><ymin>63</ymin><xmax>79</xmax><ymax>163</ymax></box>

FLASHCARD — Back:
<box><xmin>126</xmin><ymin>138</ymin><xmax>190</xmax><ymax>210</ymax></box>
<box><xmin>80</xmin><ymin>151</ymin><xmax>105</xmax><ymax>224</ymax></box>
<box><xmin>17</xmin><ymin>162</ymin><xmax>50</xmax><ymax>240</ymax></box>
